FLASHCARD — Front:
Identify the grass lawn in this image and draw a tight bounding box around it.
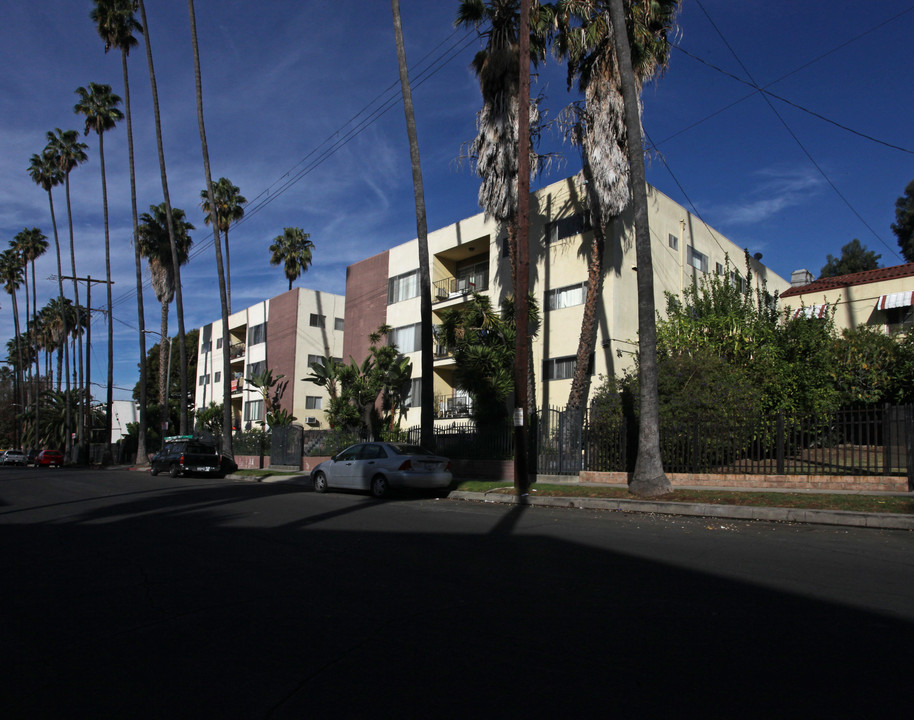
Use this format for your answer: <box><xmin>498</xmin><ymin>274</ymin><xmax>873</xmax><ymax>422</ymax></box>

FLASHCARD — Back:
<box><xmin>455</xmin><ymin>481</ymin><xmax>914</xmax><ymax>515</ymax></box>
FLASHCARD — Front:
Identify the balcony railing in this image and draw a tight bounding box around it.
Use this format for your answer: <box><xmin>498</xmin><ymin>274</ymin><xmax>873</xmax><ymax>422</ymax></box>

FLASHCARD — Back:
<box><xmin>230</xmin><ymin>342</ymin><xmax>246</xmax><ymax>360</ymax></box>
<box><xmin>435</xmin><ymin>393</ymin><xmax>473</xmax><ymax>419</ymax></box>
<box><xmin>432</xmin><ymin>273</ymin><xmax>488</xmax><ymax>303</ymax></box>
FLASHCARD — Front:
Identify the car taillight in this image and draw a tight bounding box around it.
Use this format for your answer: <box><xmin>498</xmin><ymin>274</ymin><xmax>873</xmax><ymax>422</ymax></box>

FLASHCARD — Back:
<box><xmin>398</xmin><ymin>459</ymin><xmax>412</xmax><ymax>471</ymax></box>
<box><xmin>180</xmin><ymin>454</ymin><xmax>185</xmax><ymax>464</ymax></box>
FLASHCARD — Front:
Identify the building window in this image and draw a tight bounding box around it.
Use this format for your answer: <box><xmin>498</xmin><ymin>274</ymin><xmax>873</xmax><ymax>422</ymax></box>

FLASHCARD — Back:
<box><xmin>388</xmin><ymin>270</ymin><xmax>420</xmax><ymax>304</ymax></box>
<box><xmin>198</xmin><ymin>374</ymin><xmax>209</xmax><ymax>386</ymax></box>
<box><xmin>668</xmin><ymin>234</ymin><xmax>679</xmax><ymax>251</ymax></box>
<box><xmin>730</xmin><ymin>271</ymin><xmax>745</xmax><ymax>292</ymax></box>
<box><xmin>546</xmin><ymin>282</ymin><xmax>587</xmax><ymax>311</ymax></box>
<box><xmin>214</xmin><ymin>371</ymin><xmax>221</xmax><ymax>383</ymax></box>
<box><xmin>546</xmin><ymin>212</ymin><xmax>591</xmax><ymax>243</ymax></box>
<box><xmin>405</xmin><ymin>378</ymin><xmax>421</xmax><ymax>408</ymax></box>
<box><xmin>543</xmin><ymin>354</ymin><xmax>594</xmax><ymax>381</ymax></box>
<box><xmin>308</xmin><ymin>354</ymin><xmax>322</xmax><ymax>367</ymax></box>
<box><xmin>248</xmin><ymin>323</ymin><xmax>266</xmax><ymax>345</ymax></box>
<box><xmin>305</xmin><ymin>396</ymin><xmax>323</xmax><ymax>410</ymax></box>
<box><xmin>246</xmin><ymin>360</ymin><xmax>266</xmax><ymax>380</ymax></box>
<box><xmin>216</xmin><ymin>337</ymin><xmax>223</xmax><ymax>350</ymax></box>
<box><xmin>715</xmin><ymin>262</ymin><xmax>724</xmax><ymax>275</ymax></box>
<box><xmin>201</xmin><ymin>341</ymin><xmax>212</xmax><ymax>354</ymax></box>
<box><xmin>389</xmin><ymin>322</ymin><xmax>421</xmax><ymax>354</ymax></box>
<box><xmin>243</xmin><ymin>399</ymin><xmax>264</xmax><ymax>422</ymax></box>
<box><xmin>335</xmin><ymin>317</ymin><xmax>345</xmax><ymax>331</ymax></box>
<box><xmin>310</xmin><ymin>313</ymin><xmax>325</xmax><ymax>328</ymax></box>
<box><xmin>687</xmin><ymin>245</ymin><xmax>708</xmax><ymax>273</ymax></box>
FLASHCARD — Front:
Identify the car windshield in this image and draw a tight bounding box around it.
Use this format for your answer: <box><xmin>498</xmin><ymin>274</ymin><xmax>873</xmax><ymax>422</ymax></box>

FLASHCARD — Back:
<box><xmin>386</xmin><ymin>444</ymin><xmax>435</xmax><ymax>456</ymax></box>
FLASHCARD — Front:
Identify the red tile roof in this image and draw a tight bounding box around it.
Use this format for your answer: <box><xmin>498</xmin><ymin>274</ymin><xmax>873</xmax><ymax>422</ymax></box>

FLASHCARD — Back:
<box><xmin>780</xmin><ymin>263</ymin><xmax>914</xmax><ymax>298</ymax></box>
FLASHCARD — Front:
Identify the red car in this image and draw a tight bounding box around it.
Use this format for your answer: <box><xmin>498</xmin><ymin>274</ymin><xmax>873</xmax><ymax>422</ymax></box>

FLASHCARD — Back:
<box><xmin>37</xmin><ymin>450</ymin><xmax>64</xmax><ymax>467</ymax></box>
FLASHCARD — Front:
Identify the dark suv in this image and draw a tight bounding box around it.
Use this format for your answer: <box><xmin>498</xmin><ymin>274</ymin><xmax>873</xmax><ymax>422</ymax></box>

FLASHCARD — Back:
<box><xmin>150</xmin><ymin>438</ymin><xmax>223</xmax><ymax>478</ymax></box>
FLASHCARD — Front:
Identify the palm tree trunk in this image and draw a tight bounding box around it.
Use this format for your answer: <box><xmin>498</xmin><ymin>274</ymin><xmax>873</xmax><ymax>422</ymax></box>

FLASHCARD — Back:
<box><xmin>122</xmin><ymin>47</ymin><xmax>149</xmax><ymax>464</ymax></box>
<box><xmin>30</xmin><ymin>260</ymin><xmax>40</xmax><ymax>448</ymax></box>
<box><xmin>64</xmin><ymin>173</ymin><xmax>86</xmax><ymax>457</ymax></box>
<box><xmin>607</xmin><ymin>0</ymin><xmax>669</xmax><ymax>497</ymax></box>
<box><xmin>392</xmin><ymin>0</ymin><xmax>434</xmax><ymax>449</ymax></box>
<box><xmin>160</xmin><ymin>302</ymin><xmax>169</xmax><ymax>434</ymax></box>
<box><xmin>138</xmin><ymin>0</ymin><xmax>189</xmax><ymax>435</ymax></box>
<box><xmin>567</xmin><ymin>163</ymin><xmax>606</xmax><ymax>413</ymax></box>
<box><xmin>47</xmin><ymin>189</ymin><xmax>72</xmax><ymax>456</ymax></box>
<box><xmin>188</xmin><ymin>0</ymin><xmax>233</xmax><ymax>458</ymax></box>
<box><xmin>99</xmin><ymin>130</ymin><xmax>114</xmax><ymax>459</ymax></box>
<box><xmin>10</xmin><ymin>291</ymin><xmax>25</xmax><ymax>442</ymax></box>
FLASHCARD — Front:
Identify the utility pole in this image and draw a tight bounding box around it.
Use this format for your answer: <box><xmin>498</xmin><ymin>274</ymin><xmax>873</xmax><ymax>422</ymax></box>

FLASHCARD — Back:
<box><xmin>61</xmin><ymin>274</ymin><xmax>113</xmax><ymax>464</ymax></box>
<box><xmin>514</xmin><ymin>0</ymin><xmax>531</xmax><ymax>496</ymax></box>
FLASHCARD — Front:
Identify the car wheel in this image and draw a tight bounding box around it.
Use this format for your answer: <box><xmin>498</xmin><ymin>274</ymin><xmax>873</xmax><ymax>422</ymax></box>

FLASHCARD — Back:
<box><xmin>150</xmin><ymin>466</ymin><xmax>159</xmax><ymax>476</ymax></box>
<box><xmin>370</xmin><ymin>474</ymin><xmax>389</xmax><ymax>499</ymax></box>
<box><xmin>313</xmin><ymin>471</ymin><xmax>328</xmax><ymax>493</ymax></box>
<box><xmin>169</xmin><ymin>464</ymin><xmax>180</xmax><ymax>478</ymax></box>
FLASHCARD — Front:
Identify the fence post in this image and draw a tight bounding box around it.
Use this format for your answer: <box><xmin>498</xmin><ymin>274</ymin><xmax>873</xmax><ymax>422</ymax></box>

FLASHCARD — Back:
<box><xmin>906</xmin><ymin>405</ymin><xmax>913</xmax><ymax>492</ymax></box>
<box><xmin>691</xmin><ymin>416</ymin><xmax>700</xmax><ymax>473</ymax></box>
<box><xmin>776</xmin><ymin>411</ymin><xmax>785</xmax><ymax>475</ymax></box>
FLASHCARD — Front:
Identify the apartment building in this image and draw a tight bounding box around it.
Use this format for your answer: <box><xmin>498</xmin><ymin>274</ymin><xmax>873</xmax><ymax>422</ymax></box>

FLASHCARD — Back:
<box><xmin>344</xmin><ymin>175</ymin><xmax>791</xmax><ymax>427</ymax></box>
<box><xmin>194</xmin><ymin>287</ymin><xmax>345</xmax><ymax>430</ymax></box>
<box><xmin>781</xmin><ymin>263</ymin><xmax>914</xmax><ymax>334</ymax></box>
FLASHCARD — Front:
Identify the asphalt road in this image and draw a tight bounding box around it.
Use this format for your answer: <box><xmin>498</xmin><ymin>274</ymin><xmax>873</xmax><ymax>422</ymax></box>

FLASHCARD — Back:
<box><xmin>1</xmin><ymin>467</ymin><xmax>911</xmax><ymax>718</ymax></box>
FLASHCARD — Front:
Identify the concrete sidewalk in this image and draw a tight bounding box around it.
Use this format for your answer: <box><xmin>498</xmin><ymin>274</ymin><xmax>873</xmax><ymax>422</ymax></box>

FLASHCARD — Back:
<box><xmin>224</xmin><ymin>470</ymin><xmax>914</xmax><ymax>531</ymax></box>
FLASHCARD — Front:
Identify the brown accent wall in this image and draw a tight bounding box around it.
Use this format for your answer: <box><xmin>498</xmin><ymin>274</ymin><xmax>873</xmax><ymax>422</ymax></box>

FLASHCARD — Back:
<box><xmin>344</xmin><ymin>250</ymin><xmax>389</xmax><ymax>364</ymax></box>
<box><xmin>267</xmin><ymin>288</ymin><xmax>300</xmax><ymax>414</ymax></box>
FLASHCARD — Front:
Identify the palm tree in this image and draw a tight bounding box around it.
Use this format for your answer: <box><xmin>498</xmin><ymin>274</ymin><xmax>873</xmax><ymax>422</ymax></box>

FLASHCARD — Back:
<box><xmin>136</xmin><ymin>0</ymin><xmax>190</xmax><ymax>434</ymax></box>
<box><xmin>74</xmin><ymin>81</ymin><xmax>123</xmax><ymax>456</ymax></box>
<box><xmin>0</xmin><ymin>249</ymin><xmax>26</xmax><ymax>444</ymax></box>
<box><xmin>137</xmin><ymin>203</ymin><xmax>194</xmax><ymax>432</ymax></box>
<box><xmin>554</xmin><ymin>0</ymin><xmax>678</xmax><ymax>495</ymax></box>
<box><xmin>200</xmin><ymin>177</ymin><xmax>246</xmax><ymax>313</ymax></box>
<box><xmin>90</xmin><ymin>0</ymin><xmax>149</xmax><ymax>463</ymax></box>
<box><xmin>188</xmin><ymin>0</ymin><xmax>235</xmax><ymax>460</ymax></box>
<box><xmin>44</xmin><ymin>128</ymin><xmax>89</xmax><ymax>457</ymax></box>
<box><xmin>11</xmin><ymin>227</ymin><xmax>48</xmax><ymax>444</ymax></box>
<box><xmin>391</xmin><ymin>0</ymin><xmax>435</xmax><ymax>448</ymax></box>
<box><xmin>27</xmin><ymin>150</ymin><xmax>73</xmax><ymax>456</ymax></box>
<box><xmin>269</xmin><ymin>227</ymin><xmax>314</xmax><ymax>290</ymax></box>
<box><xmin>456</xmin><ymin>0</ymin><xmax>547</xmax><ymax>290</ymax></box>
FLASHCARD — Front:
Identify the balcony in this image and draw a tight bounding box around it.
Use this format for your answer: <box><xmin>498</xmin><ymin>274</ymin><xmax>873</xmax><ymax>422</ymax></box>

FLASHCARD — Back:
<box><xmin>230</xmin><ymin>376</ymin><xmax>244</xmax><ymax>394</ymax></box>
<box><xmin>230</xmin><ymin>342</ymin><xmax>246</xmax><ymax>361</ymax></box>
<box><xmin>435</xmin><ymin>393</ymin><xmax>473</xmax><ymax>419</ymax></box>
<box><xmin>433</xmin><ymin>266</ymin><xmax>489</xmax><ymax>304</ymax></box>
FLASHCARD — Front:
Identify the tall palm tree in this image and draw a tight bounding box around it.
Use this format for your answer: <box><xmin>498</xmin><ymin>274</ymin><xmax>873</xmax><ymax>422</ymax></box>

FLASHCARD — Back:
<box><xmin>27</xmin><ymin>150</ymin><xmax>73</xmax><ymax>456</ymax></box>
<box><xmin>90</xmin><ymin>0</ymin><xmax>149</xmax><ymax>463</ymax></box>
<box><xmin>74</xmin><ymin>81</ymin><xmax>123</xmax><ymax>456</ymax></box>
<box><xmin>136</xmin><ymin>0</ymin><xmax>190</xmax><ymax>434</ymax></box>
<box><xmin>189</xmin><ymin>0</ymin><xmax>236</xmax><ymax>460</ymax></box>
<box><xmin>269</xmin><ymin>227</ymin><xmax>314</xmax><ymax>291</ymax></box>
<box><xmin>200</xmin><ymin>177</ymin><xmax>246</xmax><ymax>313</ymax></box>
<box><xmin>0</xmin><ymin>248</ymin><xmax>26</xmax><ymax>443</ymax></box>
<box><xmin>555</xmin><ymin>0</ymin><xmax>678</xmax><ymax>495</ymax></box>
<box><xmin>456</xmin><ymin>0</ymin><xmax>547</xmax><ymax>291</ymax></box>
<box><xmin>44</xmin><ymin>128</ymin><xmax>89</xmax><ymax>456</ymax></box>
<box><xmin>12</xmin><ymin>227</ymin><xmax>48</xmax><ymax>444</ymax></box>
<box><xmin>136</xmin><ymin>203</ymin><xmax>194</xmax><ymax>431</ymax></box>
<box><xmin>391</xmin><ymin>0</ymin><xmax>434</xmax><ymax>447</ymax></box>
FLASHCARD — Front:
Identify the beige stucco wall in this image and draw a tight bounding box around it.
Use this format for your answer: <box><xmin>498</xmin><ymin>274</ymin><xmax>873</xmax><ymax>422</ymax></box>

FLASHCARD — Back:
<box><xmin>781</xmin><ymin>276</ymin><xmax>913</xmax><ymax>334</ymax></box>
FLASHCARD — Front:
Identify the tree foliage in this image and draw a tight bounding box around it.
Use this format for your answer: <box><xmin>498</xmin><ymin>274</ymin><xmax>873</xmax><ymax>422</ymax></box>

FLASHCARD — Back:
<box><xmin>438</xmin><ymin>292</ymin><xmax>539</xmax><ymax>427</ymax></box>
<box><xmin>819</xmin><ymin>238</ymin><xmax>880</xmax><ymax>279</ymax></box>
<box><xmin>891</xmin><ymin>178</ymin><xmax>914</xmax><ymax>263</ymax></box>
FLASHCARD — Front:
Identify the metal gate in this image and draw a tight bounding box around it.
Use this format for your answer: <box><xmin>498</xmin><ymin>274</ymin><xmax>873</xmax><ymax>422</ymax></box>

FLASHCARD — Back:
<box><xmin>535</xmin><ymin>407</ymin><xmax>584</xmax><ymax>475</ymax></box>
<box><xmin>270</xmin><ymin>425</ymin><xmax>304</xmax><ymax>467</ymax></box>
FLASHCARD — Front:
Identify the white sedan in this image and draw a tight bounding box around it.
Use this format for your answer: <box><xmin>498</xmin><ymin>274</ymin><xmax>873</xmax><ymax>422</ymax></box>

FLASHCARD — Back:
<box><xmin>311</xmin><ymin>442</ymin><xmax>452</xmax><ymax>498</ymax></box>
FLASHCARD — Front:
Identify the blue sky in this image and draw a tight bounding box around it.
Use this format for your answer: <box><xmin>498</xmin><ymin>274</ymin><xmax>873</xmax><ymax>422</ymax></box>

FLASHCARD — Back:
<box><xmin>1</xmin><ymin>0</ymin><xmax>912</xmax><ymax>402</ymax></box>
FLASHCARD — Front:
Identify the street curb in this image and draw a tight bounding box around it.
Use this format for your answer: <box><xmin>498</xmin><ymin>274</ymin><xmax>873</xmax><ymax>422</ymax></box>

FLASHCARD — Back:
<box><xmin>448</xmin><ymin>491</ymin><xmax>914</xmax><ymax>530</ymax></box>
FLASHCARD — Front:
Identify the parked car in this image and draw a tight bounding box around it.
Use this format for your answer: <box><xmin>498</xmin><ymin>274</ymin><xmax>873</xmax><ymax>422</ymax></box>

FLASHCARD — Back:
<box><xmin>150</xmin><ymin>436</ymin><xmax>225</xmax><ymax>478</ymax></box>
<box><xmin>36</xmin><ymin>449</ymin><xmax>64</xmax><ymax>467</ymax></box>
<box><xmin>1</xmin><ymin>449</ymin><xmax>28</xmax><ymax>466</ymax></box>
<box><xmin>311</xmin><ymin>442</ymin><xmax>452</xmax><ymax>498</ymax></box>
